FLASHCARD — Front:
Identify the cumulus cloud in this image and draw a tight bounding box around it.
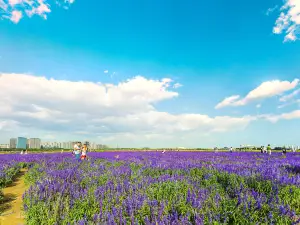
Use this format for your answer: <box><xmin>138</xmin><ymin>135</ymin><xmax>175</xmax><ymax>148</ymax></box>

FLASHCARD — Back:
<box><xmin>279</xmin><ymin>88</ymin><xmax>300</xmax><ymax>102</ymax></box>
<box><xmin>10</xmin><ymin>10</ymin><xmax>22</xmax><ymax>23</ymax></box>
<box><xmin>272</xmin><ymin>0</ymin><xmax>300</xmax><ymax>42</ymax></box>
<box><xmin>215</xmin><ymin>79</ymin><xmax>299</xmax><ymax>109</ymax></box>
<box><xmin>0</xmin><ymin>0</ymin><xmax>74</xmax><ymax>23</ymax></box>
<box><xmin>262</xmin><ymin>110</ymin><xmax>300</xmax><ymax>123</ymax></box>
<box><xmin>0</xmin><ymin>73</ymin><xmax>259</xmax><ymax>145</ymax></box>
<box><xmin>104</xmin><ymin>70</ymin><xmax>108</xmax><ymax>74</ymax></box>
<box><xmin>173</xmin><ymin>83</ymin><xmax>182</xmax><ymax>88</ymax></box>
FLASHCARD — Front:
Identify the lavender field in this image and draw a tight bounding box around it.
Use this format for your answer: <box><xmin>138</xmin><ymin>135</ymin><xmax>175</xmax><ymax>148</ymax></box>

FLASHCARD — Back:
<box><xmin>1</xmin><ymin>152</ymin><xmax>300</xmax><ymax>224</ymax></box>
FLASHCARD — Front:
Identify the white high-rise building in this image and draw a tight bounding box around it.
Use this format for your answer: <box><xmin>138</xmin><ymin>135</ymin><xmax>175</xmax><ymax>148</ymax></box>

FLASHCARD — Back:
<box><xmin>28</xmin><ymin>138</ymin><xmax>41</xmax><ymax>149</ymax></box>
<box><xmin>10</xmin><ymin>138</ymin><xmax>17</xmax><ymax>148</ymax></box>
<box><xmin>90</xmin><ymin>142</ymin><xmax>96</xmax><ymax>150</ymax></box>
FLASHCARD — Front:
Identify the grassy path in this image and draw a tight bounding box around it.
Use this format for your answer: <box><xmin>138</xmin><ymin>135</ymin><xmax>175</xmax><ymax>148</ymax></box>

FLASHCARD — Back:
<box><xmin>0</xmin><ymin>169</ymin><xmax>27</xmax><ymax>225</ymax></box>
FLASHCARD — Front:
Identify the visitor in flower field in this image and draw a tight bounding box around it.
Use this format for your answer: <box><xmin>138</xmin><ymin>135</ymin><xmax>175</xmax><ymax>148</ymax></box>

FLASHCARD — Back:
<box><xmin>20</xmin><ymin>149</ymin><xmax>24</xmax><ymax>154</ymax></box>
<box><xmin>282</xmin><ymin>147</ymin><xmax>287</xmax><ymax>155</ymax></box>
<box><xmin>73</xmin><ymin>142</ymin><xmax>81</xmax><ymax>161</ymax></box>
<box><xmin>214</xmin><ymin>147</ymin><xmax>218</xmax><ymax>153</ymax></box>
<box><xmin>263</xmin><ymin>145</ymin><xmax>267</xmax><ymax>153</ymax></box>
<box><xmin>230</xmin><ymin>147</ymin><xmax>233</xmax><ymax>153</ymax></box>
<box><xmin>267</xmin><ymin>144</ymin><xmax>271</xmax><ymax>155</ymax></box>
<box><xmin>260</xmin><ymin>146</ymin><xmax>264</xmax><ymax>153</ymax></box>
<box><xmin>81</xmin><ymin>144</ymin><xmax>87</xmax><ymax>160</ymax></box>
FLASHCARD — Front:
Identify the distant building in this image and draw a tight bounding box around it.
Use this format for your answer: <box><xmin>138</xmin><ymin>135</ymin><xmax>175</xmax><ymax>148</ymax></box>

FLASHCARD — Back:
<box><xmin>67</xmin><ymin>141</ymin><xmax>73</xmax><ymax>149</ymax></box>
<box><xmin>62</xmin><ymin>142</ymin><xmax>71</xmax><ymax>149</ymax></box>
<box><xmin>10</xmin><ymin>138</ymin><xmax>17</xmax><ymax>148</ymax></box>
<box><xmin>0</xmin><ymin>144</ymin><xmax>9</xmax><ymax>148</ymax></box>
<box><xmin>28</xmin><ymin>138</ymin><xmax>41</xmax><ymax>149</ymax></box>
<box><xmin>16</xmin><ymin>137</ymin><xmax>27</xmax><ymax>149</ymax></box>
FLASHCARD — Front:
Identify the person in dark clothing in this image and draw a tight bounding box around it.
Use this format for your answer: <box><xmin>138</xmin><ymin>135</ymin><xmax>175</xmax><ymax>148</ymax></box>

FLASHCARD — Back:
<box><xmin>282</xmin><ymin>146</ymin><xmax>287</xmax><ymax>155</ymax></box>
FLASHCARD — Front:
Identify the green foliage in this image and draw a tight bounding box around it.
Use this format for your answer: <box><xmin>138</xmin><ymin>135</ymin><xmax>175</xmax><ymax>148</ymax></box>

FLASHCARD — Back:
<box><xmin>21</xmin><ymin>157</ymin><xmax>300</xmax><ymax>224</ymax></box>
<box><xmin>24</xmin><ymin>164</ymin><xmax>45</xmax><ymax>185</ymax></box>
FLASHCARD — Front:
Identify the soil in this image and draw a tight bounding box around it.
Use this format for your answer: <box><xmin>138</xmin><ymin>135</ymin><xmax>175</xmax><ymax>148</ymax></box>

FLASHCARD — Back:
<box><xmin>0</xmin><ymin>169</ymin><xmax>27</xmax><ymax>225</ymax></box>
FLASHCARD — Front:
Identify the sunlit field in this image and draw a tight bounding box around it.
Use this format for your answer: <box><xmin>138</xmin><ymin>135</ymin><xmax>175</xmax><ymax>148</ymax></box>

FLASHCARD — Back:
<box><xmin>1</xmin><ymin>152</ymin><xmax>300</xmax><ymax>224</ymax></box>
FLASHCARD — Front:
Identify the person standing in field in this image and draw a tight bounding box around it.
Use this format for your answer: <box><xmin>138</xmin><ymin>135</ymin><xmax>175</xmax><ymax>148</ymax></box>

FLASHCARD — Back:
<box><xmin>267</xmin><ymin>144</ymin><xmax>271</xmax><ymax>155</ymax></box>
<box><xmin>230</xmin><ymin>147</ymin><xmax>233</xmax><ymax>153</ymax></box>
<box><xmin>73</xmin><ymin>142</ymin><xmax>81</xmax><ymax>161</ymax></box>
<box><xmin>282</xmin><ymin>147</ymin><xmax>287</xmax><ymax>155</ymax></box>
<box><xmin>81</xmin><ymin>144</ymin><xmax>88</xmax><ymax>160</ymax></box>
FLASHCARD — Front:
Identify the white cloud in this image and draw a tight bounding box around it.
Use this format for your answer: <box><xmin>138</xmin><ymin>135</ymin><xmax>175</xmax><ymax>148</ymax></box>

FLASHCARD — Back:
<box><xmin>41</xmin><ymin>134</ymin><xmax>56</xmax><ymax>139</ymax></box>
<box><xmin>0</xmin><ymin>73</ymin><xmax>259</xmax><ymax>146</ymax></box>
<box><xmin>272</xmin><ymin>0</ymin><xmax>300</xmax><ymax>42</ymax></box>
<box><xmin>266</xmin><ymin>5</ymin><xmax>278</xmax><ymax>16</ymax></box>
<box><xmin>263</xmin><ymin>110</ymin><xmax>300</xmax><ymax>123</ymax></box>
<box><xmin>279</xmin><ymin>88</ymin><xmax>300</xmax><ymax>102</ymax></box>
<box><xmin>215</xmin><ymin>95</ymin><xmax>240</xmax><ymax>109</ymax></box>
<box><xmin>173</xmin><ymin>83</ymin><xmax>182</xmax><ymax>88</ymax></box>
<box><xmin>278</xmin><ymin>99</ymin><xmax>300</xmax><ymax>108</ymax></box>
<box><xmin>215</xmin><ymin>79</ymin><xmax>299</xmax><ymax>109</ymax></box>
<box><xmin>10</xmin><ymin>10</ymin><xmax>22</xmax><ymax>23</ymax></box>
<box><xmin>104</xmin><ymin>70</ymin><xmax>109</xmax><ymax>74</ymax></box>
<box><xmin>0</xmin><ymin>0</ymin><xmax>74</xmax><ymax>23</ymax></box>
<box><xmin>0</xmin><ymin>0</ymin><xmax>8</xmax><ymax>10</ymax></box>
<box><xmin>0</xmin><ymin>120</ymin><xmax>20</xmax><ymax>131</ymax></box>
<box><xmin>8</xmin><ymin>0</ymin><xmax>23</xmax><ymax>7</ymax></box>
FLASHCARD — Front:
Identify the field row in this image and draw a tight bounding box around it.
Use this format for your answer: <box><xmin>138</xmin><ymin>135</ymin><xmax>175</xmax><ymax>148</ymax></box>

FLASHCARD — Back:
<box><xmin>0</xmin><ymin>152</ymin><xmax>300</xmax><ymax>224</ymax></box>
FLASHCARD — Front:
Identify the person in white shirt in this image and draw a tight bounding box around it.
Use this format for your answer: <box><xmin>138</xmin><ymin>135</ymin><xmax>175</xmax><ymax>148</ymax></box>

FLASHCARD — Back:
<box><xmin>263</xmin><ymin>146</ymin><xmax>267</xmax><ymax>154</ymax></box>
<box><xmin>73</xmin><ymin>142</ymin><xmax>81</xmax><ymax>161</ymax></box>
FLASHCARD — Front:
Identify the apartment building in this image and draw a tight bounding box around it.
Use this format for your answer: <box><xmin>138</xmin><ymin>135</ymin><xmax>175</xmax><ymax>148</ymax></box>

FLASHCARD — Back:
<box><xmin>0</xmin><ymin>144</ymin><xmax>9</xmax><ymax>148</ymax></box>
<box><xmin>10</xmin><ymin>138</ymin><xmax>17</xmax><ymax>148</ymax></box>
<box><xmin>28</xmin><ymin>138</ymin><xmax>41</xmax><ymax>149</ymax></box>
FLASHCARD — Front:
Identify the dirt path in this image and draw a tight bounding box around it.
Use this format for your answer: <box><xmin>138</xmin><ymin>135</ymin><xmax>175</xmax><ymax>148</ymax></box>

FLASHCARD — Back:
<box><xmin>0</xmin><ymin>169</ymin><xmax>27</xmax><ymax>225</ymax></box>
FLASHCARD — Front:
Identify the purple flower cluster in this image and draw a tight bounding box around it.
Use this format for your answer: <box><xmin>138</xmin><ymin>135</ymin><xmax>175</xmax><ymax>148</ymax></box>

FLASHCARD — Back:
<box><xmin>1</xmin><ymin>151</ymin><xmax>300</xmax><ymax>224</ymax></box>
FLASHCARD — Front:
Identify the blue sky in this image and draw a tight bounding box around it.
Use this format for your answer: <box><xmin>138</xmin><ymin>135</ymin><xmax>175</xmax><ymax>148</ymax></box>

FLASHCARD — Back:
<box><xmin>0</xmin><ymin>0</ymin><xmax>299</xmax><ymax>147</ymax></box>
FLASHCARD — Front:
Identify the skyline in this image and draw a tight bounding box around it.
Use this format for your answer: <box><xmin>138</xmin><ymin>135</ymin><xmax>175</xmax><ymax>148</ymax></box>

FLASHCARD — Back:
<box><xmin>0</xmin><ymin>0</ymin><xmax>300</xmax><ymax>147</ymax></box>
